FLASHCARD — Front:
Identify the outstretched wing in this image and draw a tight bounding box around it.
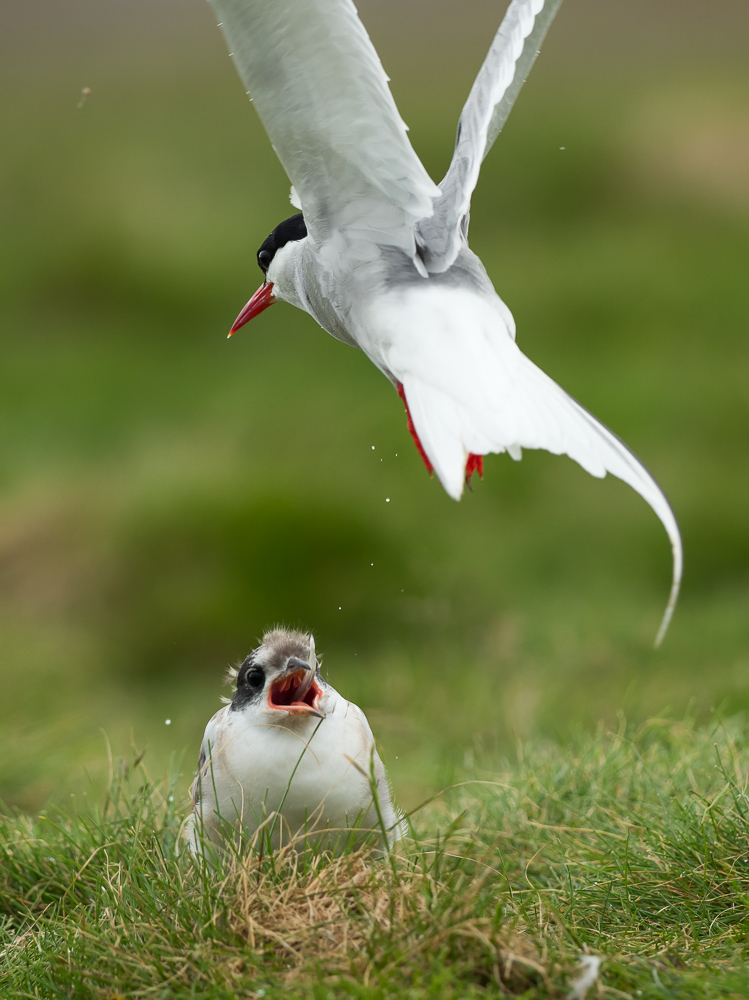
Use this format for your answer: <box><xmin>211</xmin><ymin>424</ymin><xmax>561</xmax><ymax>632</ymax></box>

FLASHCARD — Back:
<box><xmin>209</xmin><ymin>0</ymin><xmax>439</xmax><ymax>261</ymax></box>
<box><xmin>418</xmin><ymin>0</ymin><xmax>564</xmax><ymax>271</ymax></box>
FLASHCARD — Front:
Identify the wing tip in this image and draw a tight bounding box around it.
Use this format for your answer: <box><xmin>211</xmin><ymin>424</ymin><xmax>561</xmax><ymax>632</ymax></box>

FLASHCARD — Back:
<box><xmin>653</xmin><ymin>529</ymin><xmax>683</xmax><ymax>649</ymax></box>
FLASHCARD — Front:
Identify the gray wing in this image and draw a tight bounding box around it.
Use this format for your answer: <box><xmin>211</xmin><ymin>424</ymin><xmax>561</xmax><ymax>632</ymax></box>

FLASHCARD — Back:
<box><xmin>418</xmin><ymin>0</ymin><xmax>564</xmax><ymax>272</ymax></box>
<box><xmin>190</xmin><ymin>706</ymin><xmax>227</xmax><ymax>808</ymax></box>
<box><xmin>209</xmin><ymin>0</ymin><xmax>439</xmax><ymax>262</ymax></box>
<box><xmin>191</xmin><ymin>744</ymin><xmax>207</xmax><ymax>809</ymax></box>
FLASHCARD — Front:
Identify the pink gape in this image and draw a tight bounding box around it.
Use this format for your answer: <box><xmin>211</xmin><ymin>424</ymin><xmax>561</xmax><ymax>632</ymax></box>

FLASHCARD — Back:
<box><xmin>396</xmin><ymin>382</ymin><xmax>483</xmax><ymax>484</ymax></box>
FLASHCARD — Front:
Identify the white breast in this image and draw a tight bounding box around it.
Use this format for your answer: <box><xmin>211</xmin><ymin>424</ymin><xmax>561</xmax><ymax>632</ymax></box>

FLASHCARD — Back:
<box><xmin>188</xmin><ymin>686</ymin><xmax>399</xmax><ymax>854</ymax></box>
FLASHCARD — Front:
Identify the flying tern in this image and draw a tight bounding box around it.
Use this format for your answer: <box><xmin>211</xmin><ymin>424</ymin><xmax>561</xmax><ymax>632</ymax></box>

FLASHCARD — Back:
<box><xmin>186</xmin><ymin>629</ymin><xmax>401</xmax><ymax>855</ymax></box>
<box><xmin>209</xmin><ymin>0</ymin><xmax>682</xmax><ymax>644</ymax></box>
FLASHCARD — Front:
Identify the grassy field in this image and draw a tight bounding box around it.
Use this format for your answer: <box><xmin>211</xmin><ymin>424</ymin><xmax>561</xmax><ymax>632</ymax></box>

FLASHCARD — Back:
<box><xmin>4</xmin><ymin>717</ymin><xmax>749</xmax><ymax>998</ymax></box>
<box><xmin>0</xmin><ymin>0</ymin><xmax>748</xmax><ymax>994</ymax></box>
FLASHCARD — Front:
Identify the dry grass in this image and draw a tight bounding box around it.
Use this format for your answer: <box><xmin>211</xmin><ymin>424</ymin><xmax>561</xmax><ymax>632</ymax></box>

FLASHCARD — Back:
<box><xmin>219</xmin><ymin>846</ymin><xmax>560</xmax><ymax>994</ymax></box>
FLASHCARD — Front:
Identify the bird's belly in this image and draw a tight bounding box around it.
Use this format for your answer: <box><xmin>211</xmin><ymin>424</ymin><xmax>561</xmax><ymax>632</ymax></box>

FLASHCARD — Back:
<box><xmin>357</xmin><ymin>284</ymin><xmax>517</xmax><ymax>390</ymax></box>
<box><xmin>212</xmin><ymin>712</ymin><xmax>377</xmax><ymax>848</ymax></box>
<box><xmin>354</xmin><ymin>283</ymin><xmax>529</xmax><ymax>498</ymax></box>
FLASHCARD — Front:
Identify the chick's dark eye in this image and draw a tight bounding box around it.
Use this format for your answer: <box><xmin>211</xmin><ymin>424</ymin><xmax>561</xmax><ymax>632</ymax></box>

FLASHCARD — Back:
<box><xmin>246</xmin><ymin>667</ymin><xmax>264</xmax><ymax>689</ymax></box>
<box><xmin>257</xmin><ymin>249</ymin><xmax>272</xmax><ymax>273</ymax></box>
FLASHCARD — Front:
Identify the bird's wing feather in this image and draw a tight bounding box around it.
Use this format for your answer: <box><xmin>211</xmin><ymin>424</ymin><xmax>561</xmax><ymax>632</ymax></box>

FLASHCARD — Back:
<box><xmin>209</xmin><ymin>0</ymin><xmax>439</xmax><ymax>257</ymax></box>
<box><xmin>403</xmin><ymin>357</ymin><xmax>681</xmax><ymax>647</ymax></box>
<box><xmin>191</xmin><ymin>706</ymin><xmax>228</xmax><ymax>808</ymax></box>
<box><xmin>376</xmin><ymin>286</ymin><xmax>681</xmax><ymax>645</ymax></box>
<box><xmin>418</xmin><ymin>0</ymin><xmax>564</xmax><ymax>271</ymax></box>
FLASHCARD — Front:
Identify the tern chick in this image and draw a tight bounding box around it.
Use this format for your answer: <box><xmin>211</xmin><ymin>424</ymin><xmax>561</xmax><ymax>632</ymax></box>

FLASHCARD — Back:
<box><xmin>186</xmin><ymin>629</ymin><xmax>401</xmax><ymax>856</ymax></box>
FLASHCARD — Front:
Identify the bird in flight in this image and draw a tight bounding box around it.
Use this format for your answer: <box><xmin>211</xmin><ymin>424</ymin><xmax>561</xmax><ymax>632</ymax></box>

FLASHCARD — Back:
<box><xmin>209</xmin><ymin>0</ymin><xmax>682</xmax><ymax>644</ymax></box>
<box><xmin>186</xmin><ymin>629</ymin><xmax>401</xmax><ymax>856</ymax></box>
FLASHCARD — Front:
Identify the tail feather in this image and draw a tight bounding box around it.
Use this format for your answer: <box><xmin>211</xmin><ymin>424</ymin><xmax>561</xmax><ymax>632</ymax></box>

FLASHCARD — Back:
<box><xmin>402</xmin><ymin>356</ymin><xmax>683</xmax><ymax>647</ymax></box>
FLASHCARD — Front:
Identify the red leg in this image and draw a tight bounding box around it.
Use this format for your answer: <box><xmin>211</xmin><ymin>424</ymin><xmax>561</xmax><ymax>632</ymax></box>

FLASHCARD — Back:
<box><xmin>396</xmin><ymin>382</ymin><xmax>434</xmax><ymax>475</ymax></box>
<box><xmin>397</xmin><ymin>382</ymin><xmax>485</xmax><ymax>484</ymax></box>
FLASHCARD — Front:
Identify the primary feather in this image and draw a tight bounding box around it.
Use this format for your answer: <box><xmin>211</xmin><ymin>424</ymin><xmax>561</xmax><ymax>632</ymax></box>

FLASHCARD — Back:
<box><xmin>419</xmin><ymin>0</ymin><xmax>565</xmax><ymax>270</ymax></box>
<box><xmin>211</xmin><ymin>0</ymin><xmax>439</xmax><ymax>267</ymax></box>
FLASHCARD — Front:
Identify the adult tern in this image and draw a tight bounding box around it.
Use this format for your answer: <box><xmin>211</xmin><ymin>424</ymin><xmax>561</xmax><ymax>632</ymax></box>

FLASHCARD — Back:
<box><xmin>186</xmin><ymin>629</ymin><xmax>401</xmax><ymax>855</ymax></box>
<box><xmin>209</xmin><ymin>0</ymin><xmax>682</xmax><ymax>644</ymax></box>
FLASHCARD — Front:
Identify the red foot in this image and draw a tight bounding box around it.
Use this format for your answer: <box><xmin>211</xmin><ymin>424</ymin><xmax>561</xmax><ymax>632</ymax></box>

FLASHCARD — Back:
<box><xmin>465</xmin><ymin>452</ymin><xmax>483</xmax><ymax>482</ymax></box>
<box><xmin>396</xmin><ymin>382</ymin><xmax>484</xmax><ymax>485</ymax></box>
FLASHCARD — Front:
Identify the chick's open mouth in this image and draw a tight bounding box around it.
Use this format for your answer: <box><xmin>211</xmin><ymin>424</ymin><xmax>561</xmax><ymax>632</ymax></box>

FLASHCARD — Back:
<box><xmin>268</xmin><ymin>670</ymin><xmax>322</xmax><ymax>715</ymax></box>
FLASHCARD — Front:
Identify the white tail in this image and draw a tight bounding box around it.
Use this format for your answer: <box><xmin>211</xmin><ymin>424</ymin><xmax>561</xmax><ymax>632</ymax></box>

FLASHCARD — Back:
<box><xmin>403</xmin><ymin>350</ymin><xmax>682</xmax><ymax>647</ymax></box>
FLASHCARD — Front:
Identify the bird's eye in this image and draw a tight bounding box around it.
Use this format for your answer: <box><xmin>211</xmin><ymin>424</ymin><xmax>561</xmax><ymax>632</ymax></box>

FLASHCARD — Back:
<box><xmin>246</xmin><ymin>667</ymin><xmax>264</xmax><ymax>689</ymax></box>
<box><xmin>257</xmin><ymin>249</ymin><xmax>272</xmax><ymax>273</ymax></box>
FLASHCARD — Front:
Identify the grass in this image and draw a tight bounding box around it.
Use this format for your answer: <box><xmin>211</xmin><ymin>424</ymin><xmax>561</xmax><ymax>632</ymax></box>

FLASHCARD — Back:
<box><xmin>0</xmin><ymin>5</ymin><xmax>748</xmax><ymax>996</ymax></box>
<box><xmin>3</xmin><ymin>715</ymin><xmax>749</xmax><ymax>998</ymax></box>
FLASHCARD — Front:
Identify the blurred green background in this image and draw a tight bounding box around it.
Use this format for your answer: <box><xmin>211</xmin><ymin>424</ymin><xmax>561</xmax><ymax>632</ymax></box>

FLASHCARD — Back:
<box><xmin>0</xmin><ymin>0</ymin><xmax>747</xmax><ymax>812</ymax></box>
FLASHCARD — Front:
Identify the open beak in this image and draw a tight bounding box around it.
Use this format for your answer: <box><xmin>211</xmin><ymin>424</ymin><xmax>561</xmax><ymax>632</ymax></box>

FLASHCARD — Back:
<box><xmin>268</xmin><ymin>657</ymin><xmax>325</xmax><ymax>719</ymax></box>
<box><xmin>228</xmin><ymin>281</ymin><xmax>275</xmax><ymax>337</ymax></box>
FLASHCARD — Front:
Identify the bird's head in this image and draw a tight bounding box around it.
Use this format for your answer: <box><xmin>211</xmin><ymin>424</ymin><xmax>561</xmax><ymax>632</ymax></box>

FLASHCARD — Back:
<box><xmin>228</xmin><ymin>213</ymin><xmax>308</xmax><ymax>335</ymax></box>
<box><xmin>230</xmin><ymin>627</ymin><xmax>325</xmax><ymax>721</ymax></box>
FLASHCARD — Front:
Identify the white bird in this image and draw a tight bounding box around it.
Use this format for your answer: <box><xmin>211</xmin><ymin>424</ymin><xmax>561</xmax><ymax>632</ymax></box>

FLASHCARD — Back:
<box><xmin>186</xmin><ymin>629</ymin><xmax>401</xmax><ymax>856</ymax></box>
<box><xmin>210</xmin><ymin>0</ymin><xmax>682</xmax><ymax>644</ymax></box>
